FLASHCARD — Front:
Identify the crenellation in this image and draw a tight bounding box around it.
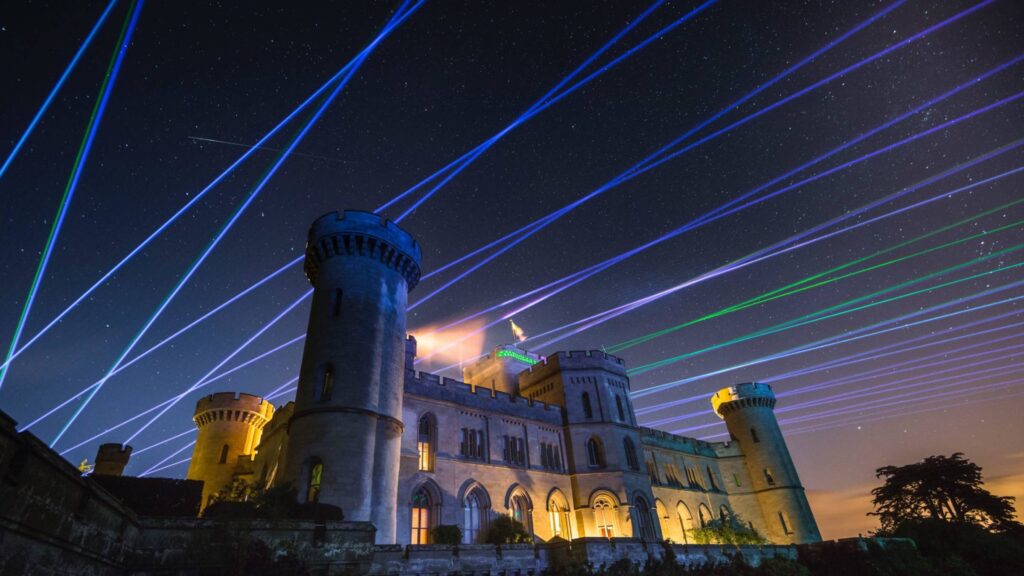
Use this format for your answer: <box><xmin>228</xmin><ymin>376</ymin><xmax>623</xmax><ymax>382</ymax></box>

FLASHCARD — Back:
<box><xmin>179</xmin><ymin>209</ymin><xmax>821</xmax><ymax>549</ymax></box>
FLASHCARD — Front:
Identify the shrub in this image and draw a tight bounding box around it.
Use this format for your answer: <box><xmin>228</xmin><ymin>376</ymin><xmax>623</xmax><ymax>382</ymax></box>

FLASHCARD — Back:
<box><xmin>486</xmin><ymin>515</ymin><xmax>532</xmax><ymax>544</ymax></box>
<box><xmin>432</xmin><ymin>524</ymin><xmax>462</xmax><ymax>545</ymax></box>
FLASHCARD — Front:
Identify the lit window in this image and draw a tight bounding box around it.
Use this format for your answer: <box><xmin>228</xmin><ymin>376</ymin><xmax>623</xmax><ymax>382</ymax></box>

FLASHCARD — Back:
<box><xmin>594</xmin><ymin>497</ymin><xmax>615</xmax><ymax>538</ymax></box>
<box><xmin>307</xmin><ymin>460</ymin><xmax>323</xmax><ymax>503</ymax></box>
<box><xmin>411</xmin><ymin>487</ymin><xmax>432</xmax><ymax>544</ymax></box>
<box><xmin>417</xmin><ymin>415</ymin><xmax>435</xmax><ymax>472</ymax></box>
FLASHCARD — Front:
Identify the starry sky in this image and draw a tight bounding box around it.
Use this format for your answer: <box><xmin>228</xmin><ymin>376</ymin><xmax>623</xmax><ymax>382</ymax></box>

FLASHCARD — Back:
<box><xmin>1</xmin><ymin>0</ymin><xmax>1021</xmax><ymax>538</ymax></box>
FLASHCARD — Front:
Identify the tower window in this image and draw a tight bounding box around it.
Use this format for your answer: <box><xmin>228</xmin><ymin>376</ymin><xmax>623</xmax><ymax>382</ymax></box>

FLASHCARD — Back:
<box><xmin>707</xmin><ymin>466</ymin><xmax>718</xmax><ymax>491</ymax></box>
<box><xmin>218</xmin><ymin>444</ymin><xmax>229</xmax><ymax>464</ymax></box>
<box><xmin>307</xmin><ymin>459</ymin><xmax>323</xmax><ymax>503</ymax></box>
<box><xmin>582</xmin><ymin>392</ymin><xmax>593</xmax><ymax>419</ymax></box>
<box><xmin>623</xmin><ymin>438</ymin><xmax>639</xmax><ymax>471</ymax></box>
<box><xmin>778</xmin><ymin>511</ymin><xmax>793</xmax><ymax>535</ymax></box>
<box><xmin>318</xmin><ymin>367</ymin><xmax>334</xmax><ymax>402</ymax></box>
<box><xmin>333</xmin><ymin>288</ymin><xmax>343</xmax><ymax>317</ymax></box>
<box><xmin>751</xmin><ymin>427</ymin><xmax>760</xmax><ymax>443</ymax></box>
<box><xmin>764</xmin><ymin>467</ymin><xmax>776</xmax><ymax>486</ymax></box>
<box><xmin>616</xmin><ymin>396</ymin><xmax>625</xmax><ymax>421</ymax></box>
<box><xmin>586</xmin><ymin>437</ymin><xmax>605</xmax><ymax>468</ymax></box>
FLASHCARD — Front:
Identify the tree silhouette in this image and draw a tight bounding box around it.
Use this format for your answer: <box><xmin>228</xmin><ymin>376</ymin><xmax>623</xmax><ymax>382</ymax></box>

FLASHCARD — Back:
<box><xmin>870</xmin><ymin>452</ymin><xmax>1021</xmax><ymax>535</ymax></box>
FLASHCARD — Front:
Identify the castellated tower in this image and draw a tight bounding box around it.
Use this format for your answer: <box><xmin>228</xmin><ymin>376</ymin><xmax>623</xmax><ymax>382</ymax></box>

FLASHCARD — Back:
<box><xmin>282</xmin><ymin>210</ymin><xmax>421</xmax><ymax>544</ymax></box>
<box><xmin>712</xmin><ymin>383</ymin><xmax>821</xmax><ymax>544</ymax></box>
<box><xmin>93</xmin><ymin>443</ymin><xmax>132</xmax><ymax>476</ymax></box>
<box><xmin>187</xmin><ymin>392</ymin><xmax>274</xmax><ymax>510</ymax></box>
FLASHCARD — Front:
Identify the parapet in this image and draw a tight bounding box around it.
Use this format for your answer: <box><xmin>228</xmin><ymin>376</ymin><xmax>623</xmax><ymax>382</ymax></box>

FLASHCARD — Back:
<box><xmin>193</xmin><ymin>392</ymin><xmax>274</xmax><ymax>429</ymax></box>
<box><xmin>304</xmin><ymin>210</ymin><xmax>422</xmax><ymax>289</ymax></box>
<box><xmin>404</xmin><ymin>370</ymin><xmax>562</xmax><ymax>425</ymax></box>
<box><xmin>711</xmin><ymin>382</ymin><xmax>776</xmax><ymax>419</ymax></box>
<box><xmin>520</xmin><ymin>349</ymin><xmax>627</xmax><ymax>387</ymax></box>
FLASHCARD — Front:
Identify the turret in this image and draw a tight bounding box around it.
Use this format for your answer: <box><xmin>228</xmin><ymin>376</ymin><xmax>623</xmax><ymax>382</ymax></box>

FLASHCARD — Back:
<box><xmin>93</xmin><ymin>443</ymin><xmax>132</xmax><ymax>476</ymax></box>
<box><xmin>187</xmin><ymin>392</ymin><xmax>274</xmax><ymax>511</ymax></box>
<box><xmin>462</xmin><ymin>344</ymin><xmax>541</xmax><ymax>394</ymax></box>
<box><xmin>712</xmin><ymin>382</ymin><xmax>821</xmax><ymax>543</ymax></box>
<box><xmin>282</xmin><ymin>210</ymin><xmax>421</xmax><ymax>543</ymax></box>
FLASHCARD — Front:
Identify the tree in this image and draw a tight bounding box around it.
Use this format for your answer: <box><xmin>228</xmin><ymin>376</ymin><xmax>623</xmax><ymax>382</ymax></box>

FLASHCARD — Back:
<box><xmin>869</xmin><ymin>453</ymin><xmax>1021</xmax><ymax>535</ymax></box>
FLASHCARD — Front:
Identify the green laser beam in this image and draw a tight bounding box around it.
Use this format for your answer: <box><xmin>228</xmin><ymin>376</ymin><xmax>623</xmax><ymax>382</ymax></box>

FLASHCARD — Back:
<box><xmin>0</xmin><ymin>3</ymin><xmax>135</xmax><ymax>391</ymax></box>
<box><xmin>627</xmin><ymin>246</ymin><xmax>1024</xmax><ymax>376</ymax></box>
<box><xmin>609</xmin><ymin>198</ymin><xmax>1024</xmax><ymax>353</ymax></box>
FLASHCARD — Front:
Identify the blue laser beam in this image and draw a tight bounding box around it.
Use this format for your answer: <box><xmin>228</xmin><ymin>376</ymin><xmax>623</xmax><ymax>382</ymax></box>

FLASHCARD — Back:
<box><xmin>55</xmin><ymin>332</ymin><xmax>305</xmax><ymax>455</ymax></box>
<box><xmin>408</xmin><ymin>2</ymin><xmax>1002</xmax><ymax>310</ymax></box>
<box><xmin>0</xmin><ymin>2</ymin><xmax>425</xmax><ymax>373</ymax></box>
<box><xmin>0</xmin><ymin>0</ymin><xmax>143</xmax><ymax>394</ymax></box>
<box><xmin>631</xmin><ymin>281</ymin><xmax>1024</xmax><ymax>410</ymax></box>
<box><xmin>48</xmin><ymin>1</ymin><xmax>423</xmax><ymax>448</ymax></box>
<box><xmin>0</xmin><ymin>0</ymin><xmax>120</xmax><ymax>180</ymax></box>
<box><xmin>390</xmin><ymin>0</ymin><xmax>723</xmax><ymax>222</ymax></box>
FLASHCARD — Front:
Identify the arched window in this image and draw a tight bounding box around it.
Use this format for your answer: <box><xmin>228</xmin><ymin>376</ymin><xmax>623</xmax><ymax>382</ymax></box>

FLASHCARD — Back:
<box><xmin>677</xmin><ymin>502</ymin><xmax>694</xmax><ymax>544</ymax></box>
<box><xmin>582</xmin><ymin>392</ymin><xmax>593</xmax><ymax>418</ymax></box>
<box><xmin>698</xmin><ymin>503</ymin><xmax>712</xmax><ymax>528</ymax></box>
<box><xmin>707</xmin><ymin>466</ymin><xmax>718</xmax><ymax>490</ymax></box>
<box><xmin>655</xmin><ymin>500</ymin><xmax>672</xmax><ymax>541</ymax></box>
<box><xmin>593</xmin><ymin>496</ymin><xmax>615</xmax><ymax>538</ymax></box>
<box><xmin>634</xmin><ymin>495</ymin><xmax>655</xmax><ymax>540</ymax></box>
<box><xmin>719</xmin><ymin>505</ymin><xmax>731</xmax><ymax>522</ymax></box>
<box><xmin>411</xmin><ymin>486</ymin><xmax>433</xmax><ymax>544</ymax></box>
<box><xmin>623</xmin><ymin>438</ymin><xmax>639</xmax><ymax>471</ymax></box>
<box><xmin>306</xmin><ymin>458</ymin><xmax>323</xmax><ymax>503</ymax></box>
<box><xmin>586</xmin><ymin>437</ymin><xmax>605</xmax><ymax>468</ymax></box>
<box><xmin>509</xmin><ymin>492</ymin><xmax>532</xmax><ymax>536</ymax></box>
<box><xmin>218</xmin><ymin>444</ymin><xmax>229</xmax><ymax>464</ymax></box>
<box><xmin>616</xmin><ymin>396</ymin><xmax>625</xmax><ymax>421</ymax></box>
<box><xmin>417</xmin><ymin>414</ymin><xmax>435</xmax><ymax>472</ymax></box>
<box><xmin>463</xmin><ymin>488</ymin><xmax>488</xmax><ymax>543</ymax></box>
<box><xmin>548</xmin><ymin>491</ymin><xmax>570</xmax><ymax>540</ymax></box>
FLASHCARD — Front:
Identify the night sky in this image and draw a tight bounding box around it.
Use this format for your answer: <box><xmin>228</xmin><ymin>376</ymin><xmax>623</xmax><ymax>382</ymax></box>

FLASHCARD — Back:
<box><xmin>1</xmin><ymin>0</ymin><xmax>1021</xmax><ymax>538</ymax></box>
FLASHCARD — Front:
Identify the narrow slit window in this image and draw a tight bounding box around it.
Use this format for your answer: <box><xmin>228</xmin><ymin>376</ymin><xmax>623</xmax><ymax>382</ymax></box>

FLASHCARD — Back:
<box><xmin>333</xmin><ymin>288</ymin><xmax>343</xmax><ymax>317</ymax></box>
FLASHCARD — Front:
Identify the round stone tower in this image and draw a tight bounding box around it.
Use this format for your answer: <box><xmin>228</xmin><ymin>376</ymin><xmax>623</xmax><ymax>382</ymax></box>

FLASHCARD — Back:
<box><xmin>93</xmin><ymin>443</ymin><xmax>132</xmax><ymax>476</ymax></box>
<box><xmin>187</xmin><ymin>392</ymin><xmax>274</xmax><ymax>510</ymax></box>
<box><xmin>282</xmin><ymin>210</ymin><xmax>421</xmax><ymax>544</ymax></box>
<box><xmin>712</xmin><ymin>382</ymin><xmax>821</xmax><ymax>544</ymax></box>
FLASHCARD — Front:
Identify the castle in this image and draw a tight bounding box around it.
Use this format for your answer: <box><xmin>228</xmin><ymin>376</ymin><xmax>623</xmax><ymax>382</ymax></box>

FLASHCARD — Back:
<box><xmin>182</xmin><ymin>210</ymin><xmax>821</xmax><ymax>546</ymax></box>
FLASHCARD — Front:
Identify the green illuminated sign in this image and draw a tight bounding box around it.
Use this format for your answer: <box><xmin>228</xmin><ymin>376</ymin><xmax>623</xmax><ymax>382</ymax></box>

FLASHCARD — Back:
<box><xmin>497</xmin><ymin>349</ymin><xmax>538</xmax><ymax>365</ymax></box>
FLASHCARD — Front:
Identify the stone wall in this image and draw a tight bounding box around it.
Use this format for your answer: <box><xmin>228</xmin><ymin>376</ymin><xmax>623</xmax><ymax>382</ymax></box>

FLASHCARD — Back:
<box><xmin>0</xmin><ymin>411</ymin><xmax>138</xmax><ymax>576</ymax></box>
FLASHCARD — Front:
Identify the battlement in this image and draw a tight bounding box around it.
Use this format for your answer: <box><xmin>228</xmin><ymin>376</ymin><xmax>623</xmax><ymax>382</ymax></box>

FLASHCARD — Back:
<box><xmin>404</xmin><ymin>370</ymin><xmax>562</xmax><ymax>424</ymax></box>
<box><xmin>711</xmin><ymin>382</ymin><xmax>776</xmax><ymax>419</ymax></box>
<box><xmin>193</xmin><ymin>392</ymin><xmax>274</xmax><ymax>429</ymax></box>
<box><xmin>520</xmin><ymin>350</ymin><xmax>628</xmax><ymax>388</ymax></box>
<box><xmin>304</xmin><ymin>210</ymin><xmax>422</xmax><ymax>288</ymax></box>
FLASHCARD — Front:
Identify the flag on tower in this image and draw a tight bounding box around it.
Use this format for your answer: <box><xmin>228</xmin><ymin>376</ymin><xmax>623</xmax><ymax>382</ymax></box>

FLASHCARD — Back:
<box><xmin>510</xmin><ymin>320</ymin><xmax>527</xmax><ymax>342</ymax></box>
